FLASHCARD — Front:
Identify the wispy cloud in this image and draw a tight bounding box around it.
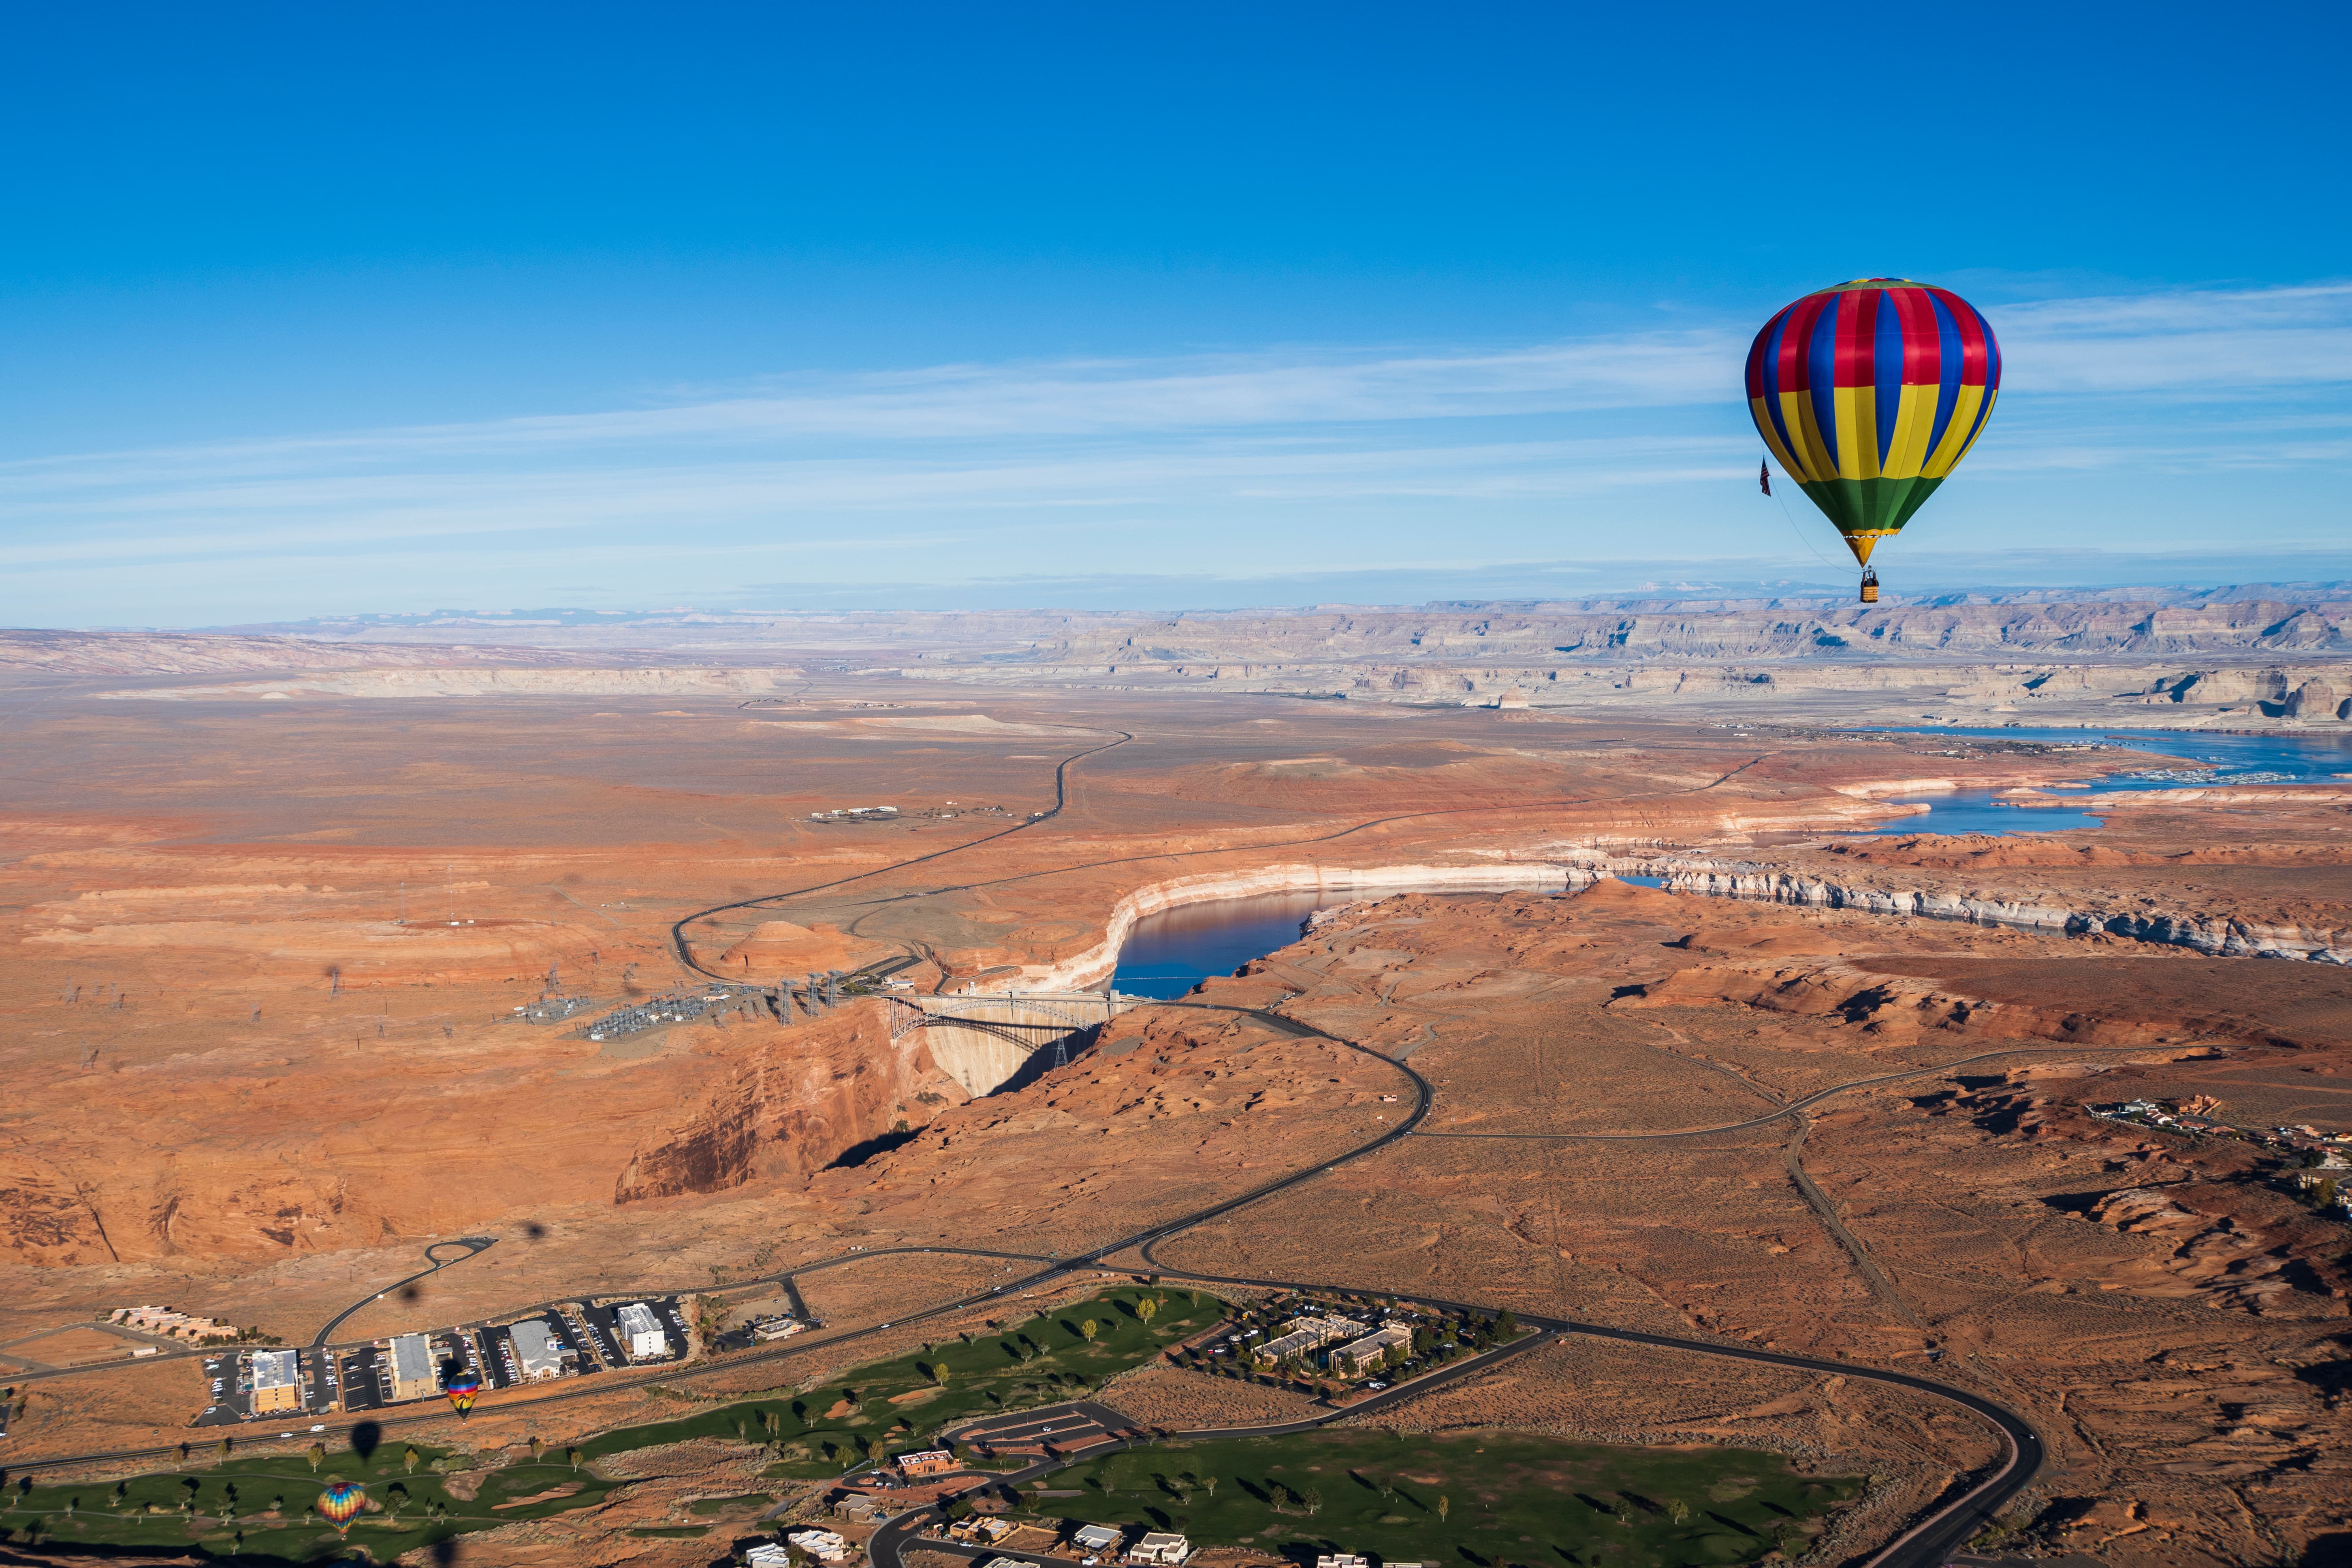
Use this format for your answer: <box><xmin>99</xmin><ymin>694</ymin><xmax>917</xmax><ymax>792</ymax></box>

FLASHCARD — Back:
<box><xmin>5</xmin><ymin>283</ymin><xmax>2346</xmax><ymax>622</ymax></box>
<box><xmin>1998</xmin><ymin>282</ymin><xmax>2352</xmax><ymax>395</ymax></box>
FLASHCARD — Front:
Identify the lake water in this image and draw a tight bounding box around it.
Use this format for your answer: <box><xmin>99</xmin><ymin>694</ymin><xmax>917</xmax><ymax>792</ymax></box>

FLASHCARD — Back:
<box><xmin>1111</xmin><ymin>884</ymin><xmax>1565</xmax><ymax>999</ymax></box>
<box><xmin>1109</xmin><ymin>729</ymin><xmax>2352</xmax><ymax>994</ymax></box>
<box><xmin>1857</xmin><ymin>726</ymin><xmax>2352</xmax><ymax>836</ymax></box>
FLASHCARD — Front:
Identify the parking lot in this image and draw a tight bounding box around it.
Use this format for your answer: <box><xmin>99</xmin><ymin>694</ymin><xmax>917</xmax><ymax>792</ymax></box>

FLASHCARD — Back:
<box><xmin>477</xmin><ymin>1312</ymin><xmax>598</xmax><ymax>1388</ymax></box>
<box><xmin>337</xmin><ymin>1349</ymin><xmax>385</xmax><ymax>1412</ymax></box>
<box><xmin>189</xmin><ymin>1348</ymin><xmax>338</xmax><ymax>1427</ymax></box>
<box><xmin>576</xmin><ymin>1296</ymin><xmax>688</xmax><ymax>1364</ymax></box>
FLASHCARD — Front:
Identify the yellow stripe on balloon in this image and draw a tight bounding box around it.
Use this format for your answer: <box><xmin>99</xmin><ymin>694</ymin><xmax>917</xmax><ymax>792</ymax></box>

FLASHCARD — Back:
<box><xmin>1781</xmin><ymin>390</ymin><xmax>1831</xmax><ymax>483</ymax></box>
<box><xmin>1750</xmin><ymin>396</ymin><xmax>1805</xmax><ymax>481</ymax></box>
<box><xmin>1833</xmin><ymin>387</ymin><xmax>1879</xmax><ymax>480</ymax></box>
<box><xmin>1880</xmin><ymin>382</ymin><xmax>1936</xmax><ymax>480</ymax></box>
<box><xmin>1946</xmin><ymin>387</ymin><xmax>1999</xmax><ymax>469</ymax></box>
<box><xmin>1923</xmin><ymin>383</ymin><xmax>1986</xmax><ymax>478</ymax></box>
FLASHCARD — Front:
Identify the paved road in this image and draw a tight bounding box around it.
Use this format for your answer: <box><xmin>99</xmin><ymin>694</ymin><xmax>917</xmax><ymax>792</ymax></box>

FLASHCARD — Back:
<box><xmin>6</xmin><ymin>725</ymin><xmax>2050</xmax><ymax>1565</ymax></box>
<box><xmin>668</xmin><ymin>725</ymin><xmax>1135</xmax><ymax>982</ymax></box>
<box><xmin>0</xmin><ymin>998</ymin><xmax>2042</xmax><ymax>1566</ymax></box>
<box><xmin>1413</xmin><ymin>1042</ymin><xmax>2199</xmax><ymax>1144</ymax></box>
<box><xmin>309</xmin><ymin>1235</ymin><xmax>497</xmax><ymax>1350</ymax></box>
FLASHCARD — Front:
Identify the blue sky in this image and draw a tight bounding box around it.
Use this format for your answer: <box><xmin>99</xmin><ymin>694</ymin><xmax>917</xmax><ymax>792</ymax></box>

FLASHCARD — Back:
<box><xmin>6</xmin><ymin>1</ymin><xmax>2347</xmax><ymax>625</ymax></box>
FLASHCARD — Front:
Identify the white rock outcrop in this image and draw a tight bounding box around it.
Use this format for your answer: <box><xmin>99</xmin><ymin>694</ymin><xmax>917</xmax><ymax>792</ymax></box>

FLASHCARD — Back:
<box><xmin>1652</xmin><ymin>862</ymin><xmax>2348</xmax><ymax>964</ymax></box>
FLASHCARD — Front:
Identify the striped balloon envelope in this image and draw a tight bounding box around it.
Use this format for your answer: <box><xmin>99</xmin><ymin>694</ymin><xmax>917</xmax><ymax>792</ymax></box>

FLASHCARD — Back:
<box><xmin>316</xmin><ymin>1481</ymin><xmax>366</xmax><ymax>1532</ymax></box>
<box><xmin>446</xmin><ymin>1367</ymin><xmax>482</xmax><ymax>1417</ymax></box>
<box><xmin>1746</xmin><ymin>279</ymin><xmax>2001</xmax><ymax>566</ymax></box>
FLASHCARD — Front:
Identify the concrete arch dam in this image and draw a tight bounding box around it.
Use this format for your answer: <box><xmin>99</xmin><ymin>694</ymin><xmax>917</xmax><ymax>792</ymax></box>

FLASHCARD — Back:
<box><xmin>888</xmin><ymin>992</ymin><xmax>1148</xmax><ymax>1096</ymax></box>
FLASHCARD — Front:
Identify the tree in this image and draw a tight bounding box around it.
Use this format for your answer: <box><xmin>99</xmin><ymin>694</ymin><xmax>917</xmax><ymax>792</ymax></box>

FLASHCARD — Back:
<box><xmin>2316</xmin><ymin>1178</ymin><xmax>2340</xmax><ymax>1210</ymax></box>
<box><xmin>1201</xmin><ymin>1476</ymin><xmax>1217</xmax><ymax>1499</ymax></box>
<box><xmin>305</xmin><ymin>1444</ymin><xmax>325</xmax><ymax>1474</ymax></box>
<box><xmin>1670</xmin><ymin>1498</ymin><xmax>1691</xmax><ymax>1525</ymax></box>
<box><xmin>1136</xmin><ymin>1297</ymin><xmax>1157</xmax><ymax>1325</ymax></box>
<box><xmin>1495</xmin><ymin>1310</ymin><xmax>1518</xmax><ymax>1340</ymax></box>
<box><xmin>1080</xmin><ymin>1319</ymin><xmax>1099</xmax><ymax>1342</ymax></box>
<box><xmin>404</xmin><ymin>1446</ymin><xmax>422</xmax><ymax>1474</ymax></box>
<box><xmin>530</xmin><ymin>1435</ymin><xmax>545</xmax><ymax>1461</ymax></box>
<box><xmin>217</xmin><ymin>1437</ymin><xmax>233</xmax><ymax>1460</ymax></box>
<box><xmin>566</xmin><ymin>1447</ymin><xmax>581</xmax><ymax>1471</ymax></box>
<box><xmin>1437</xmin><ymin>1495</ymin><xmax>1450</xmax><ymax>1523</ymax></box>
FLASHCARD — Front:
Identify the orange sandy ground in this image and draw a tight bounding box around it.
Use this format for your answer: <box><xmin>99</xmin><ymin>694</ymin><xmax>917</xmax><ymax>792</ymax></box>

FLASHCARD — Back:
<box><xmin>3</xmin><ymin>675</ymin><xmax>2349</xmax><ymax>1565</ymax></box>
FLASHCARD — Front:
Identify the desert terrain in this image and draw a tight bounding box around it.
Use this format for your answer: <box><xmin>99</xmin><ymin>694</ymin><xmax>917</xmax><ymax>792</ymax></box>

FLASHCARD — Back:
<box><xmin>2</xmin><ymin>602</ymin><xmax>2350</xmax><ymax>1566</ymax></box>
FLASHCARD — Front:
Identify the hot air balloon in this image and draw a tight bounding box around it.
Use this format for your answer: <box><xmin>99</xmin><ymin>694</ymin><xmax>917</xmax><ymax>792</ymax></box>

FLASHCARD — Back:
<box><xmin>317</xmin><ymin>1480</ymin><xmax>367</xmax><ymax>1534</ymax></box>
<box><xmin>1747</xmin><ymin>278</ymin><xmax>2001</xmax><ymax>602</ymax></box>
<box><xmin>445</xmin><ymin>1367</ymin><xmax>482</xmax><ymax>1418</ymax></box>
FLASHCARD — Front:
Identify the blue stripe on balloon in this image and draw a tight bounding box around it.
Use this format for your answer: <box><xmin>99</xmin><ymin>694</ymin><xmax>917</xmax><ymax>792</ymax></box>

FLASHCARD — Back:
<box><xmin>1760</xmin><ymin>308</ymin><xmax>1799</xmax><ymax>458</ymax></box>
<box><xmin>1806</xmin><ymin>294</ymin><xmax>1840</xmax><ymax>471</ymax></box>
<box><xmin>1974</xmin><ymin>299</ymin><xmax>2003</xmax><ymax>390</ymax></box>
<box><xmin>1872</xmin><ymin>289</ymin><xmax>1903</xmax><ymax>467</ymax></box>
<box><xmin>1924</xmin><ymin>293</ymin><xmax>1964</xmax><ymax>457</ymax></box>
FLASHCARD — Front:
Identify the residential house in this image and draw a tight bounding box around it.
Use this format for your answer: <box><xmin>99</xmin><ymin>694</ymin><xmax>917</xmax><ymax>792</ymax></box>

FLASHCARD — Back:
<box><xmin>1071</xmin><ymin>1524</ymin><xmax>1123</xmax><ymax>1554</ymax></box>
<box><xmin>1127</xmin><ymin>1532</ymin><xmax>1191</xmax><ymax>1565</ymax></box>
<box><xmin>788</xmin><ymin>1527</ymin><xmax>859</xmax><ymax>1565</ymax></box>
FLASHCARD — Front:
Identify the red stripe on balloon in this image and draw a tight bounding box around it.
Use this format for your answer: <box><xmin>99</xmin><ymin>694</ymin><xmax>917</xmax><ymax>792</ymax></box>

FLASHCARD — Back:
<box><xmin>1777</xmin><ymin>292</ymin><xmax>1829</xmax><ymax>391</ymax></box>
<box><xmin>1833</xmin><ymin>288</ymin><xmax>1878</xmax><ymax>389</ymax></box>
<box><xmin>1888</xmin><ymin>286</ymin><xmax>1938</xmax><ymax>386</ymax></box>
<box><xmin>1925</xmin><ymin>287</ymin><xmax>1989</xmax><ymax>387</ymax></box>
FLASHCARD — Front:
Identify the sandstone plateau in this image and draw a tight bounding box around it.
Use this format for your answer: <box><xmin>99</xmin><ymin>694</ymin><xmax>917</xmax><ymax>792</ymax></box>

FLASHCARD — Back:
<box><xmin>2</xmin><ymin>612</ymin><xmax>2350</xmax><ymax>1567</ymax></box>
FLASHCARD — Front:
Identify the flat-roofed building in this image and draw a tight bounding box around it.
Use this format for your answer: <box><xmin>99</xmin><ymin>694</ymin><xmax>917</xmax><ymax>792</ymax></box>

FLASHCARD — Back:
<box><xmin>1333</xmin><ymin>1324</ymin><xmax>1412</xmax><ymax>1374</ymax></box>
<box><xmin>1252</xmin><ymin>1314</ymin><xmax>1368</xmax><ymax>1366</ymax></box>
<box><xmin>387</xmin><ymin>1333</ymin><xmax>439</xmax><ymax>1403</ymax></box>
<box><xmin>1127</xmin><ymin>1532</ymin><xmax>1190</xmax><ymax>1566</ymax></box>
<box><xmin>787</xmin><ymin>1527</ymin><xmax>858</xmax><ymax>1565</ymax></box>
<box><xmin>896</xmin><ymin>1448</ymin><xmax>955</xmax><ymax>1477</ymax></box>
<box><xmin>506</xmin><ymin>1318</ymin><xmax>571</xmax><ymax>1381</ymax></box>
<box><xmin>250</xmin><ymin>1349</ymin><xmax>303</xmax><ymax>1414</ymax></box>
<box><xmin>1071</xmin><ymin>1525</ymin><xmax>1124</xmax><ymax>1554</ymax></box>
<box><xmin>616</xmin><ymin>1303</ymin><xmax>670</xmax><ymax>1361</ymax></box>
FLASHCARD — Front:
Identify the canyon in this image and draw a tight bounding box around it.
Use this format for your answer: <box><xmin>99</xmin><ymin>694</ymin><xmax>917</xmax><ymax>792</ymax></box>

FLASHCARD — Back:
<box><xmin>3</xmin><ymin>603</ymin><xmax>2351</xmax><ymax>1566</ymax></box>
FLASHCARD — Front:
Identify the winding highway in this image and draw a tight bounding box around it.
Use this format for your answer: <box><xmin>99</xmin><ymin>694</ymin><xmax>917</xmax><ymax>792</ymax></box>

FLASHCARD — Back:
<box><xmin>6</xmin><ymin>727</ymin><xmax>2047</xmax><ymax>1567</ymax></box>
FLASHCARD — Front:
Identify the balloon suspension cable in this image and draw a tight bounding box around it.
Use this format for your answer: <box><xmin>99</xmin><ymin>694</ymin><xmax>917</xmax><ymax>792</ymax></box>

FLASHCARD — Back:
<box><xmin>1762</xmin><ymin>454</ymin><xmax>1844</xmax><ymax>572</ymax></box>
